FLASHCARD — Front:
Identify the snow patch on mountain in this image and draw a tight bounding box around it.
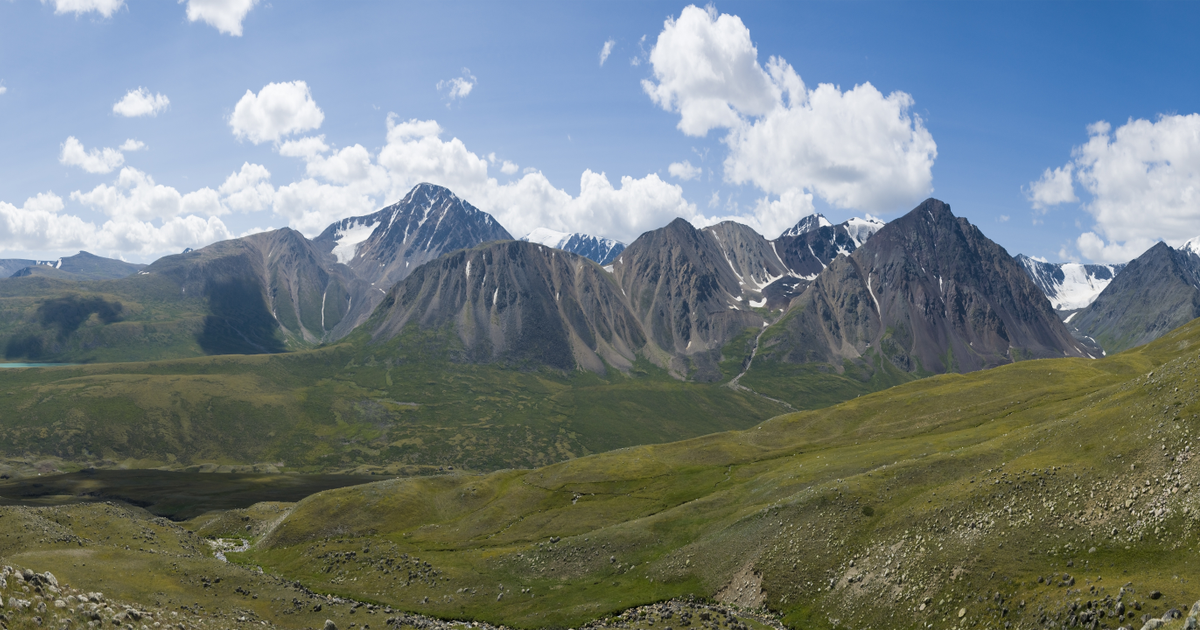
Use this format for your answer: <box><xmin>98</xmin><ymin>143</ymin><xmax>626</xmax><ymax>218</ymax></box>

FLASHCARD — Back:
<box><xmin>1017</xmin><ymin>254</ymin><xmax>1125</xmax><ymax>311</ymax></box>
<box><xmin>844</xmin><ymin>216</ymin><xmax>886</xmax><ymax>247</ymax></box>
<box><xmin>330</xmin><ymin>219</ymin><xmax>379</xmax><ymax>264</ymax></box>
<box><xmin>523</xmin><ymin>228</ymin><xmax>574</xmax><ymax>249</ymax></box>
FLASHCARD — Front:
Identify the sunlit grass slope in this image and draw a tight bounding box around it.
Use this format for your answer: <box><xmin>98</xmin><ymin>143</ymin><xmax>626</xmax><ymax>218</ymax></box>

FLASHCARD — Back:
<box><xmin>244</xmin><ymin>318</ymin><xmax>1200</xmax><ymax>629</ymax></box>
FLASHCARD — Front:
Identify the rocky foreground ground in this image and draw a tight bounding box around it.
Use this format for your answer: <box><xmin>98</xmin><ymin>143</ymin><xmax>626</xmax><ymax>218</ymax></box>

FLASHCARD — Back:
<box><xmin>0</xmin><ymin>561</ymin><xmax>795</xmax><ymax>630</ymax></box>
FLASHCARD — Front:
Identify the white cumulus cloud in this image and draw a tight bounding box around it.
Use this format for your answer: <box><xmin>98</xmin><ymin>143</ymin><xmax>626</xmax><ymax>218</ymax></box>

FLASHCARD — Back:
<box><xmin>0</xmin><ymin>85</ymin><xmax>7</xmax><ymax>96</ymax></box>
<box><xmin>219</xmin><ymin>162</ymin><xmax>274</xmax><ymax>213</ymax></box>
<box><xmin>119</xmin><ymin>139</ymin><xmax>146</xmax><ymax>152</ymax></box>
<box><xmin>1033</xmin><ymin>114</ymin><xmax>1200</xmax><ymax>263</ymax></box>
<box><xmin>72</xmin><ymin>167</ymin><xmax>226</xmax><ymax>220</ymax></box>
<box><xmin>437</xmin><ymin>69</ymin><xmax>476</xmax><ymax>105</ymax></box>
<box><xmin>600</xmin><ymin>39</ymin><xmax>615</xmax><ymax>66</ymax></box>
<box><xmin>41</xmin><ymin>0</ymin><xmax>124</xmax><ymax>17</ymax></box>
<box><xmin>278</xmin><ymin>135</ymin><xmax>330</xmax><ymax>160</ymax></box>
<box><xmin>1026</xmin><ymin>165</ymin><xmax>1077</xmax><ymax>210</ymax></box>
<box><xmin>59</xmin><ymin>136</ymin><xmax>124</xmax><ymax>174</ymax></box>
<box><xmin>642</xmin><ymin>5</ymin><xmax>936</xmax><ymax>218</ymax></box>
<box><xmin>0</xmin><ymin>191</ymin><xmax>231</xmax><ymax>259</ymax></box>
<box><xmin>668</xmin><ymin>160</ymin><xmax>701</xmax><ymax>181</ymax></box>
<box><xmin>230</xmin><ymin>81</ymin><xmax>324</xmax><ymax>144</ymax></box>
<box><xmin>180</xmin><ymin>0</ymin><xmax>259</xmax><ymax>36</ymax></box>
<box><xmin>113</xmin><ymin>88</ymin><xmax>170</xmax><ymax>117</ymax></box>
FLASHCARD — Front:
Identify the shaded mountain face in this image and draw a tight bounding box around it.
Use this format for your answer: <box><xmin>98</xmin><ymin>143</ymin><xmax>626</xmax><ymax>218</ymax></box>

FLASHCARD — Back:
<box><xmin>314</xmin><ymin>183</ymin><xmax>513</xmax><ymax>291</ymax></box>
<box><xmin>522</xmin><ymin>228</ymin><xmax>626</xmax><ymax>266</ymax></box>
<box><xmin>754</xmin><ymin>199</ymin><xmax>1089</xmax><ymax>379</ymax></box>
<box><xmin>1067</xmin><ymin>242</ymin><xmax>1200</xmax><ymax>355</ymax></box>
<box><xmin>1016</xmin><ymin>255</ymin><xmax>1125</xmax><ymax>311</ymax></box>
<box><xmin>613</xmin><ymin>218</ymin><xmax>766</xmax><ymax>379</ymax></box>
<box><xmin>146</xmin><ymin>228</ymin><xmax>373</xmax><ymax>352</ymax></box>
<box><xmin>364</xmin><ymin>240</ymin><xmax>647</xmax><ymax>373</ymax></box>
<box><xmin>7</xmin><ymin>251</ymin><xmax>146</xmax><ymax>280</ymax></box>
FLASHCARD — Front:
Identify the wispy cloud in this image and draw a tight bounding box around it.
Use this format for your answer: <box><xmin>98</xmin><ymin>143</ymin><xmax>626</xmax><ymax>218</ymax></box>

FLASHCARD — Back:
<box><xmin>437</xmin><ymin>68</ymin><xmax>477</xmax><ymax>106</ymax></box>
<box><xmin>599</xmin><ymin>39</ymin><xmax>615</xmax><ymax>66</ymax></box>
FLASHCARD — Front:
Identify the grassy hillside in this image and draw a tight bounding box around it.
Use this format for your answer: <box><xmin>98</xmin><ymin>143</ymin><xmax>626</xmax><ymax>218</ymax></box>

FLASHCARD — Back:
<box><xmin>0</xmin><ymin>324</ymin><xmax>788</xmax><ymax>478</ymax></box>
<box><xmin>233</xmin><ymin>317</ymin><xmax>1200</xmax><ymax>629</ymax></box>
<box><xmin>0</xmin><ymin>274</ymin><xmax>216</xmax><ymax>363</ymax></box>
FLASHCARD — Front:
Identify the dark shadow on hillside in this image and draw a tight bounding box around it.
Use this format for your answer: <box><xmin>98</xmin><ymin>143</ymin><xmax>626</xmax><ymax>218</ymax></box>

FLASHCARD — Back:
<box><xmin>197</xmin><ymin>278</ymin><xmax>287</xmax><ymax>355</ymax></box>
<box><xmin>0</xmin><ymin>469</ymin><xmax>387</xmax><ymax>521</ymax></box>
<box><xmin>38</xmin><ymin>295</ymin><xmax>123</xmax><ymax>338</ymax></box>
<box><xmin>4</xmin><ymin>334</ymin><xmax>45</xmax><ymax>360</ymax></box>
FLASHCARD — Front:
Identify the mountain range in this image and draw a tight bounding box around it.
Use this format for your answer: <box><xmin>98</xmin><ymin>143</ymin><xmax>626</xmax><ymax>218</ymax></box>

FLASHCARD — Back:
<box><xmin>5</xmin><ymin>182</ymin><xmax>1200</xmax><ymax>399</ymax></box>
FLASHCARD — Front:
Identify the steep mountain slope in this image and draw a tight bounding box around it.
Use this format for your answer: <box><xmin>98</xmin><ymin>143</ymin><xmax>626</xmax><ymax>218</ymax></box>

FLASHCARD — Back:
<box><xmin>145</xmin><ymin>228</ymin><xmax>372</xmax><ymax>351</ymax></box>
<box><xmin>361</xmin><ymin>240</ymin><xmax>648</xmax><ymax>373</ymax></box>
<box><xmin>245</xmin><ymin>316</ymin><xmax>1200</xmax><ymax>630</ymax></box>
<box><xmin>522</xmin><ymin>228</ymin><xmax>626</xmax><ymax>265</ymax></box>
<box><xmin>612</xmin><ymin>218</ymin><xmax>767</xmax><ymax>380</ymax></box>
<box><xmin>700</xmin><ymin>221</ymin><xmax>790</xmax><ymax>308</ymax></box>
<box><xmin>1016</xmin><ymin>254</ymin><xmax>1124</xmax><ymax>311</ymax></box>
<box><xmin>744</xmin><ymin>199</ymin><xmax>1088</xmax><ymax>405</ymax></box>
<box><xmin>314</xmin><ymin>183</ymin><xmax>513</xmax><ymax>290</ymax></box>
<box><xmin>1068</xmin><ymin>241</ymin><xmax>1200</xmax><ymax>354</ymax></box>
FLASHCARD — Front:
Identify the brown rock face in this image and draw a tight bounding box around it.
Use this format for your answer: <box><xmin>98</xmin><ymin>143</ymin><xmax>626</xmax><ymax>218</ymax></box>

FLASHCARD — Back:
<box><xmin>613</xmin><ymin>218</ymin><xmax>766</xmax><ymax>380</ymax></box>
<box><xmin>366</xmin><ymin>240</ymin><xmax>647</xmax><ymax>373</ymax></box>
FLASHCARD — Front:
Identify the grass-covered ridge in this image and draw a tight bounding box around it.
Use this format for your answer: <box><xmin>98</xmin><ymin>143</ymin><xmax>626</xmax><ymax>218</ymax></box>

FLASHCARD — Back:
<box><xmin>239</xmin><ymin>317</ymin><xmax>1200</xmax><ymax>629</ymax></box>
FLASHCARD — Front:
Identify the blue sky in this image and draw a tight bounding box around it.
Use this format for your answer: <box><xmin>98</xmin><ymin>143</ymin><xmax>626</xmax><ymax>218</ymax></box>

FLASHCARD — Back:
<box><xmin>2</xmin><ymin>1</ymin><xmax>1199</xmax><ymax>264</ymax></box>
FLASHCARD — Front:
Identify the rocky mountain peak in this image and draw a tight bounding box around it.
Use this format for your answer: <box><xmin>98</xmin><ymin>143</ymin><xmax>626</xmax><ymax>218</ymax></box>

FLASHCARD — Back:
<box><xmin>312</xmin><ymin>184</ymin><xmax>513</xmax><ymax>323</ymax></box>
<box><xmin>780</xmin><ymin>213</ymin><xmax>833</xmax><ymax>238</ymax></box>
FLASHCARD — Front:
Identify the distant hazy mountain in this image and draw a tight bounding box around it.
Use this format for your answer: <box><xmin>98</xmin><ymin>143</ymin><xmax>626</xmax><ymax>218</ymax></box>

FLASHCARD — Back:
<box><xmin>1067</xmin><ymin>241</ymin><xmax>1200</xmax><ymax>354</ymax></box>
<box><xmin>1015</xmin><ymin>254</ymin><xmax>1124</xmax><ymax>311</ymax></box>
<box><xmin>753</xmin><ymin>199</ymin><xmax>1090</xmax><ymax>381</ymax></box>
<box><xmin>5</xmin><ymin>251</ymin><xmax>146</xmax><ymax>280</ymax></box>
<box><xmin>363</xmin><ymin>240</ymin><xmax>647</xmax><ymax>373</ymax></box>
<box><xmin>522</xmin><ymin>228</ymin><xmax>625</xmax><ymax>265</ymax></box>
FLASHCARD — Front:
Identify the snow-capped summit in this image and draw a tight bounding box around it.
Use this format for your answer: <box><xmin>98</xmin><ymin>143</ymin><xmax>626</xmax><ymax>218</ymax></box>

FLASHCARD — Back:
<box><xmin>779</xmin><ymin>213</ymin><xmax>833</xmax><ymax>238</ymax></box>
<box><xmin>521</xmin><ymin>228</ymin><xmax>625</xmax><ymax>265</ymax></box>
<box><xmin>1182</xmin><ymin>235</ymin><xmax>1200</xmax><ymax>257</ymax></box>
<box><xmin>1016</xmin><ymin>254</ymin><xmax>1125</xmax><ymax>311</ymax></box>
